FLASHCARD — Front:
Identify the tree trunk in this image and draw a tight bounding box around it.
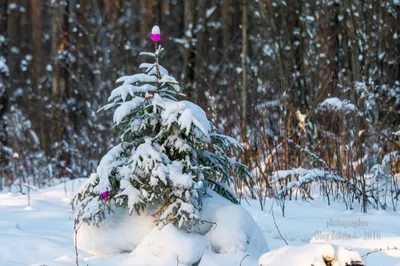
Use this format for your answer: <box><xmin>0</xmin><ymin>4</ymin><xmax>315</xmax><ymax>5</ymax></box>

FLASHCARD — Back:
<box><xmin>0</xmin><ymin>0</ymin><xmax>9</xmax><ymax>175</ymax></box>
<box><xmin>241</xmin><ymin>0</ymin><xmax>248</xmax><ymax>144</ymax></box>
<box><xmin>51</xmin><ymin>1</ymin><xmax>70</xmax><ymax>166</ymax></box>
<box><xmin>183</xmin><ymin>0</ymin><xmax>197</xmax><ymax>102</ymax></box>
<box><xmin>29</xmin><ymin>0</ymin><xmax>48</xmax><ymax>153</ymax></box>
<box><xmin>139</xmin><ymin>0</ymin><xmax>156</xmax><ymax>45</ymax></box>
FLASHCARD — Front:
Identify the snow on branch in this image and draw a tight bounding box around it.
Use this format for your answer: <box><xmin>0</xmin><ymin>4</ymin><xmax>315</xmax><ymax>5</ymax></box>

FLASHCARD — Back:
<box><xmin>382</xmin><ymin>151</ymin><xmax>399</xmax><ymax>166</ymax></box>
<box><xmin>272</xmin><ymin>168</ymin><xmax>345</xmax><ymax>194</ymax></box>
<box><xmin>318</xmin><ymin>97</ymin><xmax>360</xmax><ymax>115</ymax></box>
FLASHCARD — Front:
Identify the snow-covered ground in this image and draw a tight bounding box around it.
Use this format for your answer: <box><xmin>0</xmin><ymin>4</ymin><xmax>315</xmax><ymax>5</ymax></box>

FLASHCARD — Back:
<box><xmin>1</xmin><ymin>180</ymin><xmax>400</xmax><ymax>265</ymax></box>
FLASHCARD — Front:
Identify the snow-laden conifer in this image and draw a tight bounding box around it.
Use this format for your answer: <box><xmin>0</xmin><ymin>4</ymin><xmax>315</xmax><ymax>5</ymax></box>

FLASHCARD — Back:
<box><xmin>73</xmin><ymin>26</ymin><xmax>251</xmax><ymax>230</ymax></box>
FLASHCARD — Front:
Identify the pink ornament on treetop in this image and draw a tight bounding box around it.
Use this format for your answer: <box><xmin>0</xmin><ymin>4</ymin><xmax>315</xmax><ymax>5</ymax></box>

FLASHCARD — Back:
<box><xmin>101</xmin><ymin>191</ymin><xmax>109</xmax><ymax>200</ymax></box>
<box><xmin>151</xmin><ymin>25</ymin><xmax>161</xmax><ymax>42</ymax></box>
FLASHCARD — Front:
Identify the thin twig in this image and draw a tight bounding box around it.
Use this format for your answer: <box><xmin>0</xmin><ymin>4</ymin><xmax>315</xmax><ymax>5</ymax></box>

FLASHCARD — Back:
<box><xmin>74</xmin><ymin>219</ymin><xmax>83</xmax><ymax>266</ymax></box>
<box><xmin>271</xmin><ymin>201</ymin><xmax>288</xmax><ymax>245</ymax></box>
<box><xmin>243</xmin><ymin>197</ymin><xmax>251</xmax><ymax>206</ymax></box>
<box><xmin>201</xmin><ymin>220</ymin><xmax>218</xmax><ymax>230</ymax></box>
<box><xmin>361</xmin><ymin>246</ymin><xmax>398</xmax><ymax>258</ymax></box>
<box><xmin>240</xmin><ymin>254</ymin><xmax>249</xmax><ymax>266</ymax></box>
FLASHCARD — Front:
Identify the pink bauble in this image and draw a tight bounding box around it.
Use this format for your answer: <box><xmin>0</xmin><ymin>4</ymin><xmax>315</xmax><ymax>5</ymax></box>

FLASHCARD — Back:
<box><xmin>151</xmin><ymin>25</ymin><xmax>161</xmax><ymax>42</ymax></box>
<box><xmin>101</xmin><ymin>191</ymin><xmax>110</xmax><ymax>200</ymax></box>
<box><xmin>151</xmin><ymin>33</ymin><xmax>161</xmax><ymax>42</ymax></box>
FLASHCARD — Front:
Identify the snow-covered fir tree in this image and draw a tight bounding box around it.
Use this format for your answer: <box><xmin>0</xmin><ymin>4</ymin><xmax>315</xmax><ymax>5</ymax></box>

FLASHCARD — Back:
<box><xmin>73</xmin><ymin>26</ymin><xmax>251</xmax><ymax>230</ymax></box>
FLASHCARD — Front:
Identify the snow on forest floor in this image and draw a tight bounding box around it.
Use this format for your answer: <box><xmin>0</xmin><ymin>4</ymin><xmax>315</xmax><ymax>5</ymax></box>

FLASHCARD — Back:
<box><xmin>1</xmin><ymin>180</ymin><xmax>400</xmax><ymax>266</ymax></box>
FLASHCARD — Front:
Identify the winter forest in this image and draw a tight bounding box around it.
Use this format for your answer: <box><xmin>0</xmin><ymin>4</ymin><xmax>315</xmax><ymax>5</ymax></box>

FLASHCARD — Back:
<box><xmin>0</xmin><ymin>0</ymin><xmax>400</xmax><ymax>266</ymax></box>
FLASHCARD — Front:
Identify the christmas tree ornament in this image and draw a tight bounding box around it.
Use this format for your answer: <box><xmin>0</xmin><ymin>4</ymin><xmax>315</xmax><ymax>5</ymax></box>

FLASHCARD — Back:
<box><xmin>101</xmin><ymin>191</ymin><xmax>109</xmax><ymax>200</ymax></box>
<box><xmin>151</xmin><ymin>25</ymin><xmax>161</xmax><ymax>42</ymax></box>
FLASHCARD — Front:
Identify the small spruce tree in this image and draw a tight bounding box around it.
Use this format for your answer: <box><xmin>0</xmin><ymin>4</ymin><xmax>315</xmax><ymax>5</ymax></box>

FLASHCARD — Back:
<box><xmin>73</xmin><ymin>26</ymin><xmax>251</xmax><ymax>230</ymax></box>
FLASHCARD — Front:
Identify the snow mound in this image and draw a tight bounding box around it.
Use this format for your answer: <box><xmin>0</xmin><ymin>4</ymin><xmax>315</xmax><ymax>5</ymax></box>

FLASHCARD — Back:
<box><xmin>199</xmin><ymin>190</ymin><xmax>269</xmax><ymax>257</ymax></box>
<box><xmin>77</xmin><ymin>207</ymin><xmax>154</xmax><ymax>256</ymax></box>
<box><xmin>77</xmin><ymin>190</ymin><xmax>268</xmax><ymax>265</ymax></box>
<box><xmin>134</xmin><ymin>223</ymin><xmax>208</xmax><ymax>265</ymax></box>
<box><xmin>259</xmin><ymin>243</ymin><xmax>362</xmax><ymax>266</ymax></box>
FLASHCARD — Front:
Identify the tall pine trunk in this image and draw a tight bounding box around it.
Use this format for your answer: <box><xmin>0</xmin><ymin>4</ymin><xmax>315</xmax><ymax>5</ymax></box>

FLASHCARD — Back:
<box><xmin>183</xmin><ymin>0</ymin><xmax>197</xmax><ymax>102</ymax></box>
<box><xmin>51</xmin><ymin>1</ymin><xmax>70</xmax><ymax>167</ymax></box>
<box><xmin>0</xmin><ymin>0</ymin><xmax>9</xmax><ymax>183</ymax></box>
<box><xmin>241</xmin><ymin>0</ymin><xmax>248</xmax><ymax>144</ymax></box>
<box><xmin>29</xmin><ymin>0</ymin><xmax>48</xmax><ymax>154</ymax></box>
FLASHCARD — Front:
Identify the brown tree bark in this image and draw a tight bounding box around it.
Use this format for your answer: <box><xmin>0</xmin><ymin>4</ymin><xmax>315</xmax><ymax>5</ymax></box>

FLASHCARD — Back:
<box><xmin>7</xmin><ymin>0</ymin><xmax>23</xmax><ymax>99</ymax></box>
<box><xmin>29</xmin><ymin>0</ymin><xmax>48</xmax><ymax>153</ymax></box>
<box><xmin>0</xmin><ymin>0</ymin><xmax>9</xmax><ymax>174</ymax></box>
<box><xmin>183</xmin><ymin>0</ymin><xmax>197</xmax><ymax>102</ymax></box>
<box><xmin>241</xmin><ymin>0</ymin><xmax>248</xmax><ymax>144</ymax></box>
<box><xmin>139</xmin><ymin>0</ymin><xmax>156</xmax><ymax>45</ymax></box>
<box><xmin>105</xmin><ymin>0</ymin><xmax>121</xmax><ymax>22</ymax></box>
<box><xmin>222</xmin><ymin>0</ymin><xmax>233</xmax><ymax>52</ymax></box>
<box><xmin>51</xmin><ymin>0</ymin><xmax>70</xmax><ymax>165</ymax></box>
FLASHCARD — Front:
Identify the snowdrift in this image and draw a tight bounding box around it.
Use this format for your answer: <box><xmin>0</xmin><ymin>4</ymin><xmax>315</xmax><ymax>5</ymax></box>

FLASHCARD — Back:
<box><xmin>77</xmin><ymin>207</ymin><xmax>154</xmax><ymax>256</ymax></box>
<box><xmin>259</xmin><ymin>243</ymin><xmax>363</xmax><ymax>266</ymax></box>
<box><xmin>198</xmin><ymin>190</ymin><xmax>269</xmax><ymax>257</ymax></box>
<box><xmin>77</xmin><ymin>189</ymin><xmax>269</xmax><ymax>265</ymax></box>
